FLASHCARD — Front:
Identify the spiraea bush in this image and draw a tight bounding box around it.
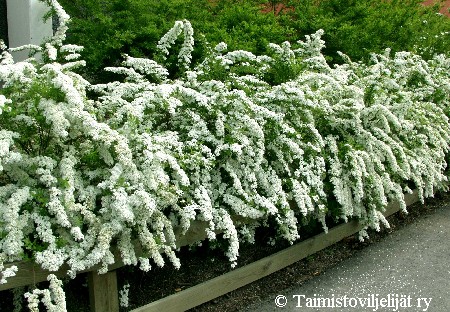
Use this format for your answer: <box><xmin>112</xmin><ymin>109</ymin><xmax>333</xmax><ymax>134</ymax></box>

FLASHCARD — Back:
<box><xmin>0</xmin><ymin>0</ymin><xmax>449</xmax><ymax>310</ymax></box>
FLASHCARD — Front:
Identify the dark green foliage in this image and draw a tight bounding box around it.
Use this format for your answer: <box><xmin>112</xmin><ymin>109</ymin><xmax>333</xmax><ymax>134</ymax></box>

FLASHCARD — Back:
<box><xmin>57</xmin><ymin>0</ymin><xmax>210</xmax><ymax>82</ymax></box>
<box><xmin>55</xmin><ymin>0</ymin><xmax>298</xmax><ymax>82</ymax></box>
<box><xmin>297</xmin><ymin>0</ymin><xmax>450</xmax><ymax>63</ymax></box>
<box><xmin>56</xmin><ymin>0</ymin><xmax>450</xmax><ymax>82</ymax></box>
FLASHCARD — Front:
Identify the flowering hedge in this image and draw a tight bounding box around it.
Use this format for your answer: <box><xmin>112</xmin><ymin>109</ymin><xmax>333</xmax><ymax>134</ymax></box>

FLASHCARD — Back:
<box><xmin>1</xmin><ymin>1</ymin><xmax>450</xmax><ymax>310</ymax></box>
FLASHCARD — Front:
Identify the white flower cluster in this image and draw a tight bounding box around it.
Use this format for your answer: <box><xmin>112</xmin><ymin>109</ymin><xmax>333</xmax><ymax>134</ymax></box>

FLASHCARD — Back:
<box><xmin>156</xmin><ymin>20</ymin><xmax>194</xmax><ymax>71</ymax></box>
<box><xmin>0</xmin><ymin>264</ymin><xmax>17</xmax><ymax>284</ymax></box>
<box><xmin>119</xmin><ymin>282</ymin><xmax>130</xmax><ymax>308</ymax></box>
<box><xmin>24</xmin><ymin>274</ymin><xmax>66</xmax><ymax>312</ymax></box>
<box><xmin>0</xmin><ymin>1</ymin><xmax>449</xmax><ymax>310</ymax></box>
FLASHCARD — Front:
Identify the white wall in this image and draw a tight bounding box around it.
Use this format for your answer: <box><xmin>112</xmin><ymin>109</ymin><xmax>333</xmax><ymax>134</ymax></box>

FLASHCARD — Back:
<box><xmin>6</xmin><ymin>0</ymin><xmax>52</xmax><ymax>61</ymax></box>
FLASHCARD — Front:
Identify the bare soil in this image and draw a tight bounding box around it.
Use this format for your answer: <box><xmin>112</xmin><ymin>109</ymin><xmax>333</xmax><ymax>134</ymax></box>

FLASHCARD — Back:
<box><xmin>422</xmin><ymin>0</ymin><xmax>450</xmax><ymax>16</ymax></box>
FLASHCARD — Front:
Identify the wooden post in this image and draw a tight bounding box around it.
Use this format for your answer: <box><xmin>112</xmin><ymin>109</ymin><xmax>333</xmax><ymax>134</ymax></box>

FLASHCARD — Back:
<box><xmin>88</xmin><ymin>270</ymin><xmax>120</xmax><ymax>312</ymax></box>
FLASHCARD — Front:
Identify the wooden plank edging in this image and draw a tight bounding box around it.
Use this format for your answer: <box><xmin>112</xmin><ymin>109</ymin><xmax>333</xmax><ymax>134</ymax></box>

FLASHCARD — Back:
<box><xmin>130</xmin><ymin>190</ymin><xmax>419</xmax><ymax>312</ymax></box>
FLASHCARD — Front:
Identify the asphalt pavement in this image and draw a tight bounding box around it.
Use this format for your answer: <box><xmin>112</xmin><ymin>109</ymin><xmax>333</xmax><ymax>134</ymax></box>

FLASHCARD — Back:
<box><xmin>243</xmin><ymin>200</ymin><xmax>450</xmax><ymax>312</ymax></box>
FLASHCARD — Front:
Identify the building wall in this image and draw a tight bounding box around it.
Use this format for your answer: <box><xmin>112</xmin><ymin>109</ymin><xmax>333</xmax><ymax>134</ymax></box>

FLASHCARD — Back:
<box><xmin>6</xmin><ymin>0</ymin><xmax>52</xmax><ymax>61</ymax></box>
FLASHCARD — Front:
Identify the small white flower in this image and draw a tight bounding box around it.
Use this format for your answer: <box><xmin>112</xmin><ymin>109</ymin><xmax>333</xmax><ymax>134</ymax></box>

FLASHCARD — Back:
<box><xmin>119</xmin><ymin>283</ymin><xmax>130</xmax><ymax>308</ymax></box>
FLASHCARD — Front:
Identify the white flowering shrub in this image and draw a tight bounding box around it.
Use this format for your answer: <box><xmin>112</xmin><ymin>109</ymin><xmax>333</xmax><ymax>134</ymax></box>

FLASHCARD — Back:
<box><xmin>0</xmin><ymin>1</ymin><xmax>449</xmax><ymax>310</ymax></box>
